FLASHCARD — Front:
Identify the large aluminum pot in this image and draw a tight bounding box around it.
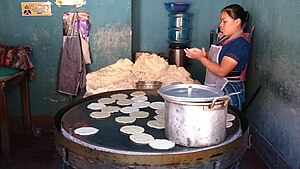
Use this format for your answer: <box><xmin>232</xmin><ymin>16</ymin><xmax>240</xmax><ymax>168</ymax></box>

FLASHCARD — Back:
<box><xmin>158</xmin><ymin>84</ymin><xmax>230</xmax><ymax>147</ymax></box>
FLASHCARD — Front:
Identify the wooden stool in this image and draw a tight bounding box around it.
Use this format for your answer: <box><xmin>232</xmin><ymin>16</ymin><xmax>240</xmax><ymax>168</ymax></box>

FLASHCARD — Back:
<box><xmin>0</xmin><ymin>70</ymin><xmax>31</xmax><ymax>158</ymax></box>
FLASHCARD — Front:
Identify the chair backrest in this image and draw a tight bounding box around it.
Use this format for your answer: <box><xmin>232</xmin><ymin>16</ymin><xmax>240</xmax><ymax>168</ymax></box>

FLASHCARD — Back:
<box><xmin>240</xmin><ymin>25</ymin><xmax>255</xmax><ymax>81</ymax></box>
<box><xmin>243</xmin><ymin>25</ymin><xmax>255</xmax><ymax>42</ymax></box>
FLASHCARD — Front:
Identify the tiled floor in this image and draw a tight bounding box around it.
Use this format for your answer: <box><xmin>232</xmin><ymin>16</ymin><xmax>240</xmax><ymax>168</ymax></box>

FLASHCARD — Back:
<box><xmin>0</xmin><ymin>130</ymin><xmax>269</xmax><ymax>169</ymax></box>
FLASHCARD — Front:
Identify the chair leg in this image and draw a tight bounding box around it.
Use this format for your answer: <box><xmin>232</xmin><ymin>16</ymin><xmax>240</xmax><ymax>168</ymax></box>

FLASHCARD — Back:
<box><xmin>0</xmin><ymin>88</ymin><xmax>11</xmax><ymax>158</ymax></box>
<box><xmin>21</xmin><ymin>78</ymin><xmax>31</xmax><ymax>130</ymax></box>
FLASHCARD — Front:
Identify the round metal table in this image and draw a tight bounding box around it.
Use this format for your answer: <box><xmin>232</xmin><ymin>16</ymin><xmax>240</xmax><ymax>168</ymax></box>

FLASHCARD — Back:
<box><xmin>54</xmin><ymin>89</ymin><xmax>250</xmax><ymax>169</ymax></box>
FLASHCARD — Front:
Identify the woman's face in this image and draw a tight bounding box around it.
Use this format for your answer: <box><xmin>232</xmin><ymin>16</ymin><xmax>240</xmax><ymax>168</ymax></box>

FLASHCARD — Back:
<box><xmin>219</xmin><ymin>11</ymin><xmax>241</xmax><ymax>36</ymax></box>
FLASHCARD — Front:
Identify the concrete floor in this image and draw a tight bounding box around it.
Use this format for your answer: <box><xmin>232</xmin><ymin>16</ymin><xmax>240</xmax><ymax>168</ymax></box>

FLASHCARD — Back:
<box><xmin>0</xmin><ymin>130</ymin><xmax>269</xmax><ymax>169</ymax></box>
<box><xmin>0</xmin><ymin>131</ymin><xmax>62</xmax><ymax>169</ymax></box>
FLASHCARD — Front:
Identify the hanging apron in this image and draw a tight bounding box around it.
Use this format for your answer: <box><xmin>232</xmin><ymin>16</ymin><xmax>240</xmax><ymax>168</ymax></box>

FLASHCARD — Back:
<box><xmin>58</xmin><ymin>12</ymin><xmax>86</xmax><ymax>96</ymax></box>
<box><xmin>204</xmin><ymin>30</ymin><xmax>244</xmax><ymax>91</ymax></box>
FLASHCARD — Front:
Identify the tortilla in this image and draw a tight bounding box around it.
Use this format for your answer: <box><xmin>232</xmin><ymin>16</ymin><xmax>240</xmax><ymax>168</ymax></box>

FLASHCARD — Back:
<box><xmin>90</xmin><ymin>111</ymin><xmax>111</xmax><ymax>119</ymax></box>
<box><xmin>154</xmin><ymin>114</ymin><xmax>165</xmax><ymax>122</ymax></box>
<box><xmin>132</xmin><ymin>101</ymin><xmax>150</xmax><ymax>108</ymax></box>
<box><xmin>101</xmin><ymin>106</ymin><xmax>121</xmax><ymax>113</ymax></box>
<box><xmin>97</xmin><ymin>97</ymin><xmax>115</xmax><ymax>105</ymax></box>
<box><xmin>120</xmin><ymin>107</ymin><xmax>139</xmax><ymax>114</ymax></box>
<box><xmin>131</xmin><ymin>96</ymin><xmax>148</xmax><ymax>102</ymax></box>
<box><xmin>155</xmin><ymin>109</ymin><xmax>165</xmax><ymax>115</ymax></box>
<box><xmin>147</xmin><ymin>120</ymin><xmax>165</xmax><ymax>129</ymax></box>
<box><xmin>130</xmin><ymin>91</ymin><xmax>146</xmax><ymax>97</ymax></box>
<box><xmin>149</xmin><ymin>139</ymin><xmax>175</xmax><ymax>150</ymax></box>
<box><xmin>74</xmin><ymin>127</ymin><xmax>99</xmax><ymax>136</ymax></box>
<box><xmin>150</xmin><ymin>101</ymin><xmax>165</xmax><ymax>110</ymax></box>
<box><xmin>120</xmin><ymin>125</ymin><xmax>145</xmax><ymax>135</ymax></box>
<box><xmin>111</xmin><ymin>93</ymin><xmax>128</xmax><ymax>100</ymax></box>
<box><xmin>226</xmin><ymin>113</ymin><xmax>235</xmax><ymax>121</ymax></box>
<box><xmin>115</xmin><ymin>116</ymin><xmax>136</xmax><ymax>124</ymax></box>
<box><xmin>129</xmin><ymin>133</ymin><xmax>155</xmax><ymax>144</ymax></box>
<box><xmin>87</xmin><ymin>102</ymin><xmax>106</xmax><ymax>110</ymax></box>
<box><xmin>116</xmin><ymin>99</ymin><xmax>134</xmax><ymax>106</ymax></box>
<box><xmin>226</xmin><ymin>121</ymin><xmax>233</xmax><ymax>128</ymax></box>
<box><xmin>129</xmin><ymin>111</ymin><xmax>149</xmax><ymax>119</ymax></box>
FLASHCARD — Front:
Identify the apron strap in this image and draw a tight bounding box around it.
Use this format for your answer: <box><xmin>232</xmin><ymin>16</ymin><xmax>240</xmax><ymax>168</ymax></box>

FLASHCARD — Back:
<box><xmin>226</xmin><ymin>71</ymin><xmax>241</xmax><ymax>77</ymax></box>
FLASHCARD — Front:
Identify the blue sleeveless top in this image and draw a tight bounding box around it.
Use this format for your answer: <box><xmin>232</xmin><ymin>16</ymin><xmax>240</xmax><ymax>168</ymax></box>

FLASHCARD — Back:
<box><xmin>219</xmin><ymin>37</ymin><xmax>251</xmax><ymax>72</ymax></box>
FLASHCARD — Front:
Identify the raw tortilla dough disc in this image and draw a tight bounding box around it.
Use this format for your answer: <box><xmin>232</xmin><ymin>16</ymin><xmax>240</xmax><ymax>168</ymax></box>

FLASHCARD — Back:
<box><xmin>90</xmin><ymin>111</ymin><xmax>111</xmax><ymax>119</ymax></box>
<box><xmin>120</xmin><ymin>125</ymin><xmax>145</xmax><ymax>135</ymax></box>
<box><xmin>154</xmin><ymin>114</ymin><xmax>165</xmax><ymax>122</ymax></box>
<box><xmin>130</xmin><ymin>91</ymin><xmax>146</xmax><ymax>97</ymax></box>
<box><xmin>149</xmin><ymin>139</ymin><xmax>175</xmax><ymax>150</ymax></box>
<box><xmin>115</xmin><ymin>116</ymin><xmax>136</xmax><ymax>124</ymax></box>
<box><xmin>129</xmin><ymin>111</ymin><xmax>149</xmax><ymax>119</ymax></box>
<box><xmin>226</xmin><ymin>113</ymin><xmax>235</xmax><ymax>121</ymax></box>
<box><xmin>117</xmin><ymin>99</ymin><xmax>134</xmax><ymax>106</ymax></box>
<box><xmin>147</xmin><ymin>120</ymin><xmax>165</xmax><ymax>129</ymax></box>
<box><xmin>131</xmin><ymin>96</ymin><xmax>148</xmax><ymax>102</ymax></box>
<box><xmin>155</xmin><ymin>109</ymin><xmax>165</xmax><ymax>115</ymax></box>
<box><xmin>120</xmin><ymin>107</ymin><xmax>139</xmax><ymax>114</ymax></box>
<box><xmin>111</xmin><ymin>93</ymin><xmax>128</xmax><ymax>100</ymax></box>
<box><xmin>74</xmin><ymin>127</ymin><xmax>99</xmax><ymax>136</ymax></box>
<box><xmin>97</xmin><ymin>98</ymin><xmax>115</xmax><ymax>105</ymax></box>
<box><xmin>87</xmin><ymin>102</ymin><xmax>106</xmax><ymax>110</ymax></box>
<box><xmin>226</xmin><ymin>121</ymin><xmax>233</xmax><ymax>128</ymax></box>
<box><xmin>132</xmin><ymin>101</ymin><xmax>150</xmax><ymax>108</ymax></box>
<box><xmin>101</xmin><ymin>106</ymin><xmax>121</xmax><ymax>113</ymax></box>
<box><xmin>150</xmin><ymin>101</ymin><xmax>165</xmax><ymax>110</ymax></box>
<box><xmin>129</xmin><ymin>133</ymin><xmax>155</xmax><ymax>144</ymax></box>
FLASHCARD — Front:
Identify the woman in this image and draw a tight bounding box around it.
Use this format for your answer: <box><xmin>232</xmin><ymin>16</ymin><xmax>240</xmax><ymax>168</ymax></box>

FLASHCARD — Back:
<box><xmin>184</xmin><ymin>4</ymin><xmax>251</xmax><ymax>111</ymax></box>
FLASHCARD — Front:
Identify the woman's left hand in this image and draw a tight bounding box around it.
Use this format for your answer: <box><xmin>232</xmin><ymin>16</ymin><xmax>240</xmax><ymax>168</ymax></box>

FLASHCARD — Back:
<box><xmin>184</xmin><ymin>47</ymin><xmax>206</xmax><ymax>60</ymax></box>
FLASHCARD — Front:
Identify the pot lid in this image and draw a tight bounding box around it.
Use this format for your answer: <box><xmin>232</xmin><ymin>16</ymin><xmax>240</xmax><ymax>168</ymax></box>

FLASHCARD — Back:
<box><xmin>158</xmin><ymin>84</ymin><xmax>225</xmax><ymax>102</ymax></box>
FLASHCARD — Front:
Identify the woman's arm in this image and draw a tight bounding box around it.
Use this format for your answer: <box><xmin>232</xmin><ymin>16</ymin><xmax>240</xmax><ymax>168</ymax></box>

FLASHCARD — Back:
<box><xmin>184</xmin><ymin>48</ymin><xmax>237</xmax><ymax>77</ymax></box>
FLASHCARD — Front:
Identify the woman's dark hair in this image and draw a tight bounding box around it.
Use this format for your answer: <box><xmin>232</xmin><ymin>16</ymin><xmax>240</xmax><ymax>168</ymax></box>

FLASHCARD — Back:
<box><xmin>222</xmin><ymin>4</ymin><xmax>249</xmax><ymax>25</ymax></box>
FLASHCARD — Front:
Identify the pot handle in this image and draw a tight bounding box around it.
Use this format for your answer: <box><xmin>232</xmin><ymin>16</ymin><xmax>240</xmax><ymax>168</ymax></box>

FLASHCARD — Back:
<box><xmin>209</xmin><ymin>96</ymin><xmax>230</xmax><ymax>109</ymax></box>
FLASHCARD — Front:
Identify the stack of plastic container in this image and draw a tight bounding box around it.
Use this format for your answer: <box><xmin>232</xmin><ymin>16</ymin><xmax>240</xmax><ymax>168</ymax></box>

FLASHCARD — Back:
<box><xmin>165</xmin><ymin>2</ymin><xmax>192</xmax><ymax>67</ymax></box>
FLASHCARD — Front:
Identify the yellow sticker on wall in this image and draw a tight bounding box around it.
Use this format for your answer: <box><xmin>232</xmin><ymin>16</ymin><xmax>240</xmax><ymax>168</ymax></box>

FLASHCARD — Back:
<box><xmin>21</xmin><ymin>1</ymin><xmax>52</xmax><ymax>16</ymax></box>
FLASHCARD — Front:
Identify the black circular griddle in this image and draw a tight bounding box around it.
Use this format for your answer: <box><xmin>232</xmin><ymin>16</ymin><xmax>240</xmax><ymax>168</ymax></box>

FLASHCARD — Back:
<box><xmin>59</xmin><ymin>89</ymin><xmax>241</xmax><ymax>155</ymax></box>
<box><xmin>54</xmin><ymin>89</ymin><xmax>250</xmax><ymax>169</ymax></box>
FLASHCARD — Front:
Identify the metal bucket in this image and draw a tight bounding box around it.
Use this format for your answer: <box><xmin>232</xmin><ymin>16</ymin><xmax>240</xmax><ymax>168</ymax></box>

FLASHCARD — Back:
<box><xmin>158</xmin><ymin>84</ymin><xmax>230</xmax><ymax>147</ymax></box>
<box><xmin>136</xmin><ymin>81</ymin><xmax>162</xmax><ymax>90</ymax></box>
<box><xmin>168</xmin><ymin>47</ymin><xmax>188</xmax><ymax>67</ymax></box>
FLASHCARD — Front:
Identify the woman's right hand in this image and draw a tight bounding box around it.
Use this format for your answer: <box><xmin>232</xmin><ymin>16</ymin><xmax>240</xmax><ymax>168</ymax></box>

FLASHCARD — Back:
<box><xmin>184</xmin><ymin>47</ymin><xmax>206</xmax><ymax>60</ymax></box>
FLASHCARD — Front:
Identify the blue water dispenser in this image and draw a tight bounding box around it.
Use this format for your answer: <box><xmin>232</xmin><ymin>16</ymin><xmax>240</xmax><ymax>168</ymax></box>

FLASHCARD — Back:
<box><xmin>165</xmin><ymin>2</ymin><xmax>192</xmax><ymax>68</ymax></box>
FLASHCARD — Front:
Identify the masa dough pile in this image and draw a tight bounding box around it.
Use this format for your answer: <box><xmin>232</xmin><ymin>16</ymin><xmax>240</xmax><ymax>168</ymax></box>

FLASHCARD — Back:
<box><xmin>86</xmin><ymin>53</ymin><xmax>194</xmax><ymax>95</ymax></box>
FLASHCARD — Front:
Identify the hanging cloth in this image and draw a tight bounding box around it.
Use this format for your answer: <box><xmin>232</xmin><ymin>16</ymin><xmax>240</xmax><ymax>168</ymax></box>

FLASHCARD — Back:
<box><xmin>58</xmin><ymin>12</ymin><xmax>86</xmax><ymax>96</ymax></box>
<box><xmin>78</xmin><ymin>12</ymin><xmax>91</xmax><ymax>64</ymax></box>
<box><xmin>62</xmin><ymin>11</ymin><xmax>91</xmax><ymax>64</ymax></box>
